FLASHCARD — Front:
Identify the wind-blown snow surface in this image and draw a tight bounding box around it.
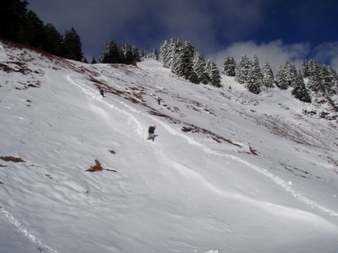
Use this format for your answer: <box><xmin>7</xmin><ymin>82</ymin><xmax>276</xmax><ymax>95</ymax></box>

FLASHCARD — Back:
<box><xmin>1</xmin><ymin>41</ymin><xmax>338</xmax><ymax>253</ymax></box>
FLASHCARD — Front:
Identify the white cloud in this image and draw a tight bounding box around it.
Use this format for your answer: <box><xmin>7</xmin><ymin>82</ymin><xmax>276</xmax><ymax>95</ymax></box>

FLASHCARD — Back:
<box><xmin>208</xmin><ymin>40</ymin><xmax>311</xmax><ymax>73</ymax></box>
<box><xmin>313</xmin><ymin>42</ymin><xmax>338</xmax><ymax>71</ymax></box>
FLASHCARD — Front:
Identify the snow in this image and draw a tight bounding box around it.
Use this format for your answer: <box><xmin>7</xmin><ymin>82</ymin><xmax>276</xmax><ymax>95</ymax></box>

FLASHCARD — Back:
<box><xmin>1</xmin><ymin>41</ymin><xmax>338</xmax><ymax>253</ymax></box>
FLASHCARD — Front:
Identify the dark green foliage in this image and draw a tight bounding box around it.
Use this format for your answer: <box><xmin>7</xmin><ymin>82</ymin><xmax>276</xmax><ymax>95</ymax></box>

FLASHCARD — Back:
<box><xmin>159</xmin><ymin>40</ymin><xmax>171</xmax><ymax>68</ymax></box>
<box><xmin>99</xmin><ymin>40</ymin><xmax>140</xmax><ymax>65</ymax></box>
<box><xmin>82</xmin><ymin>57</ymin><xmax>88</xmax><ymax>63</ymax></box>
<box><xmin>63</xmin><ymin>28</ymin><xmax>83</xmax><ymax>61</ymax></box>
<box><xmin>262</xmin><ymin>60</ymin><xmax>274</xmax><ymax>88</ymax></box>
<box><xmin>18</xmin><ymin>10</ymin><xmax>44</xmax><ymax>48</ymax></box>
<box><xmin>301</xmin><ymin>60</ymin><xmax>311</xmax><ymax>78</ymax></box>
<box><xmin>193</xmin><ymin>53</ymin><xmax>208</xmax><ymax>84</ymax></box>
<box><xmin>160</xmin><ymin>38</ymin><xmax>221</xmax><ymax>87</ymax></box>
<box><xmin>188</xmin><ymin>71</ymin><xmax>200</xmax><ymax>84</ymax></box>
<box><xmin>91</xmin><ymin>57</ymin><xmax>97</xmax><ymax>64</ymax></box>
<box><xmin>235</xmin><ymin>55</ymin><xmax>262</xmax><ymax>94</ymax></box>
<box><xmin>248</xmin><ymin>55</ymin><xmax>263</xmax><ymax>93</ymax></box>
<box><xmin>276</xmin><ymin>60</ymin><xmax>297</xmax><ymax>89</ymax></box>
<box><xmin>292</xmin><ymin>69</ymin><xmax>311</xmax><ymax>103</ymax></box>
<box><xmin>0</xmin><ymin>1</ymin><xmax>84</xmax><ymax>61</ymax></box>
<box><xmin>223</xmin><ymin>56</ymin><xmax>236</xmax><ymax>76</ymax></box>
<box><xmin>100</xmin><ymin>41</ymin><xmax>120</xmax><ymax>63</ymax></box>
<box><xmin>304</xmin><ymin>60</ymin><xmax>338</xmax><ymax>95</ymax></box>
<box><xmin>206</xmin><ymin>59</ymin><xmax>222</xmax><ymax>87</ymax></box>
<box><xmin>235</xmin><ymin>55</ymin><xmax>251</xmax><ymax>84</ymax></box>
<box><xmin>0</xmin><ymin>0</ymin><xmax>28</xmax><ymax>40</ymax></box>
<box><xmin>42</xmin><ymin>23</ymin><xmax>64</xmax><ymax>57</ymax></box>
<box><xmin>171</xmin><ymin>40</ymin><xmax>195</xmax><ymax>80</ymax></box>
<box><xmin>181</xmin><ymin>41</ymin><xmax>195</xmax><ymax>79</ymax></box>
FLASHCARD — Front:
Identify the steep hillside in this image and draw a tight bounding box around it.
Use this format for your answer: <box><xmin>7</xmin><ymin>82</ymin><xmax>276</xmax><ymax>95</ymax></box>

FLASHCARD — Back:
<box><xmin>1</xmin><ymin>41</ymin><xmax>338</xmax><ymax>253</ymax></box>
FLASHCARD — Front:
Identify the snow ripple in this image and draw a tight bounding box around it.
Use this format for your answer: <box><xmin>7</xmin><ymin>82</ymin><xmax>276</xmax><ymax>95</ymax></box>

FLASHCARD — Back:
<box><xmin>67</xmin><ymin>73</ymin><xmax>338</xmax><ymax>218</ymax></box>
<box><xmin>117</xmin><ymin>99</ymin><xmax>338</xmax><ymax>218</ymax></box>
<box><xmin>0</xmin><ymin>207</ymin><xmax>59</xmax><ymax>253</ymax></box>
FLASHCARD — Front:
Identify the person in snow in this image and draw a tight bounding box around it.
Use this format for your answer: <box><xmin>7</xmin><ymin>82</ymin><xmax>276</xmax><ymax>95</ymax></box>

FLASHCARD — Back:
<box><xmin>157</xmin><ymin>97</ymin><xmax>161</xmax><ymax>105</ymax></box>
<box><xmin>148</xmin><ymin>125</ymin><xmax>156</xmax><ymax>140</ymax></box>
<box><xmin>100</xmin><ymin>89</ymin><xmax>105</xmax><ymax>97</ymax></box>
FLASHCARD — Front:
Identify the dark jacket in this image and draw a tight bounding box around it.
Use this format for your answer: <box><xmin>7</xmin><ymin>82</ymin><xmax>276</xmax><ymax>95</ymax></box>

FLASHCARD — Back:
<box><xmin>148</xmin><ymin>126</ymin><xmax>155</xmax><ymax>134</ymax></box>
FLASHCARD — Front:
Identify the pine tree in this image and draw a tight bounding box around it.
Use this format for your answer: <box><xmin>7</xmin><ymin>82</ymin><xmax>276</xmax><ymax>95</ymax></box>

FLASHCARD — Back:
<box><xmin>223</xmin><ymin>56</ymin><xmax>236</xmax><ymax>76</ymax></box>
<box><xmin>42</xmin><ymin>23</ymin><xmax>63</xmax><ymax>57</ymax></box>
<box><xmin>99</xmin><ymin>40</ymin><xmax>120</xmax><ymax>63</ymax></box>
<box><xmin>153</xmin><ymin>48</ymin><xmax>158</xmax><ymax>60</ymax></box>
<box><xmin>307</xmin><ymin>61</ymin><xmax>322</xmax><ymax>92</ymax></box>
<box><xmin>192</xmin><ymin>52</ymin><xmax>207</xmax><ymax>84</ymax></box>
<box><xmin>301</xmin><ymin>60</ymin><xmax>310</xmax><ymax>78</ymax></box>
<box><xmin>169</xmin><ymin>38</ymin><xmax>183</xmax><ymax>72</ymax></box>
<box><xmin>235</xmin><ymin>55</ymin><xmax>251</xmax><ymax>84</ymax></box>
<box><xmin>251</xmin><ymin>55</ymin><xmax>263</xmax><ymax>83</ymax></box>
<box><xmin>82</xmin><ymin>57</ymin><xmax>88</xmax><ymax>63</ymax></box>
<box><xmin>171</xmin><ymin>42</ymin><xmax>184</xmax><ymax>76</ymax></box>
<box><xmin>276</xmin><ymin>63</ymin><xmax>288</xmax><ymax>89</ymax></box>
<box><xmin>292</xmin><ymin>69</ymin><xmax>311</xmax><ymax>102</ymax></box>
<box><xmin>246</xmin><ymin>56</ymin><xmax>262</xmax><ymax>94</ymax></box>
<box><xmin>63</xmin><ymin>27</ymin><xmax>83</xmax><ymax>61</ymax></box>
<box><xmin>18</xmin><ymin>10</ymin><xmax>45</xmax><ymax>48</ymax></box>
<box><xmin>328</xmin><ymin>66</ymin><xmax>338</xmax><ymax>95</ymax></box>
<box><xmin>284</xmin><ymin>60</ymin><xmax>297</xmax><ymax>87</ymax></box>
<box><xmin>122</xmin><ymin>44</ymin><xmax>134</xmax><ymax>64</ymax></box>
<box><xmin>276</xmin><ymin>60</ymin><xmax>297</xmax><ymax>89</ymax></box>
<box><xmin>206</xmin><ymin>59</ymin><xmax>221</xmax><ymax>87</ymax></box>
<box><xmin>159</xmin><ymin>40</ymin><xmax>170</xmax><ymax>67</ymax></box>
<box><xmin>262</xmin><ymin>60</ymin><xmax>274</xmax><ymax>88</ymax></box>
<box><xmin>181</xmin><ymin>41</ymin><xmax>195</xmax><ymax>79</ymax></box>
<box><xmin>91</xmin><ymin>57</ymin><xmax>97</xmax><ymax>64</ymax></box>
<box><xmin>0</xmin><ymin>0</ymin><xmax>28</xmax><ymax>40</ymax></box>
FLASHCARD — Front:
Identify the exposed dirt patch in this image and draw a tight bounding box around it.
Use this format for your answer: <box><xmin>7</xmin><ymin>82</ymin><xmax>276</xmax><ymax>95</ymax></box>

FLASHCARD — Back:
<box><xmin>181</xmin><ymin>124</ymin><xmax>242</xmax><ymax>148</ymax></box>
<box><xmin>86</xmin><ymin>160</ymin><xmax>103</xmax><ymax>172</ymax></box>
<box><xmin>281</xmin><ymin>163</ymin><xmax>312</xmax><ymax>179</ymax></box>
<box><xmin>249</xmin><ymin>146</ymin><xmax>258</xmax><ymax>155</ymax></box>
<box><xmin>182</xmin><ymin>126</ymin><xmax>194</xmax><ymax>132</ymax></box>
<box><xmin>0</xmin><ymin>61</ymin><xmax>31</xmax><ymax>75</ymax></box>
<box><xmin>0</xmin><ymin>156</ymin><xmax>25</xmax><ymax>162</ymax></box>
<box><xmin>0</xmin><ymin>63</ymin><xmax>13</xmax><ymax>72</ymax></box>
<box><xmin>106</xmin><ymin>169</ymin><xmax>118</xmax><ymax>172</ymax></box>
<box><xmin>45</xmin><ymin>174</ymin><xmax>53</xmax><ymax>179</ymax></box>
<box><xmin>86</xmin><ymin>159</ymin><xmax>117</xmax><ymax>173</ymax></box>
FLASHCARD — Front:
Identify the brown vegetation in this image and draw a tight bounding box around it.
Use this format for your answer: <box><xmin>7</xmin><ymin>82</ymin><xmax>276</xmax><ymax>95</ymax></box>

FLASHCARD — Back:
<box><xmin>249</xmin><ymin>146</ymin><xmax>258</xmax><ymax>155</ymax></box>
<box><xmin>86</xmin><ymin>159</ymin><xmax>104</xmax><ymax>172</ymax></box>
<box><xmin>0</xmin><ymin>156</ymin><xmax>25</xmax><ymax>162</ymax></box>
<box><xmin>86</xmin><ymin>159</ymin><xmax>117</xmax><ymax>173</ymax></box>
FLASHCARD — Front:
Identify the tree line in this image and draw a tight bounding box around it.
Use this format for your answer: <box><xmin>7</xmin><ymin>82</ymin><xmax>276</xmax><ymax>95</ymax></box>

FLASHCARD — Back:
<box><xmin>159</xmin><ymin>38</ymin><xmax>221</xmax><ymax>87</ymax></box>
<box><xmin>224</xmin><ymin>55</ymin><xmax>338</xmax><ymax>106</ymax></box>
<box><xmin>1</xmin><ymin>0</ymin><xmax>83</xmax><ymax>61</ymax></box>
<box><xmin>2</xmin><ymin>1</ymin><xmax>337</xmax><ymax>112</ymax></box>
<box><xmin>0</xmin><ymin>0</ymin><xmax>154</xmax><ymax>65</ymax></box>
<box><xmin>158</xmin><ymin>37</ymin><xmax>338</xmax><ymax>113</ymax></box>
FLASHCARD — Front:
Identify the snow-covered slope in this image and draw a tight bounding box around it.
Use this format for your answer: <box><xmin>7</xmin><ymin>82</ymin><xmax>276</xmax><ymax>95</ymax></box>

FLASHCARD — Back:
<box><xmin>1</xmin><ymin>41</ymin><xmax>338</xmax><ymax>253</ymax></box>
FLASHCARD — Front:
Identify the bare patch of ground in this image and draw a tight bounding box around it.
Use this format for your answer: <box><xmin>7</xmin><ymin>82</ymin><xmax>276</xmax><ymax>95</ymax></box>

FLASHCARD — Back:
<box><xmin>0</xmin><ymin>156</ymin><xmax>25</xmax><ymax>162</ymax></box>
<box><xmin>86</xmin><ymin>160</ymin><xmax>117</xmax><ymax>173</ymax></box>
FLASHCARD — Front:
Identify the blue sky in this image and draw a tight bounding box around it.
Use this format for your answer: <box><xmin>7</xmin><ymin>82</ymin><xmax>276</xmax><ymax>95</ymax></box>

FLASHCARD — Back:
<box><xmin>27</xmin><ymin>0</ymin><xmax>338</xmax><ymax>71</ymax></box>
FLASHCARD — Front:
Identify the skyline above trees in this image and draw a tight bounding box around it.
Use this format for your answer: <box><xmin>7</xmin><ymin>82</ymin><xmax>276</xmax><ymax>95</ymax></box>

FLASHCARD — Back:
<box><xmin>1</xmin><ymin>0</ymin><xmax>83</xmax><ymax>61</ymax></box>
<box><xmin>1</xmin><ymin>1</ymin><xmax>337</xmax><ymax>112</ymax></box>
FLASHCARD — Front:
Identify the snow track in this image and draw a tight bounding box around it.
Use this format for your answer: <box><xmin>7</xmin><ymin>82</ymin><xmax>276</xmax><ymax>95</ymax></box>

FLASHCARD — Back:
<box><xmin>68</xmin><ymin>73</ymin><xmax>338</xmax><ymax>218</ymax></box>
<box><xmin>0</xmin><ymin>207</ymin><xmax>59</xmax><ymax>253</ymax></box>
